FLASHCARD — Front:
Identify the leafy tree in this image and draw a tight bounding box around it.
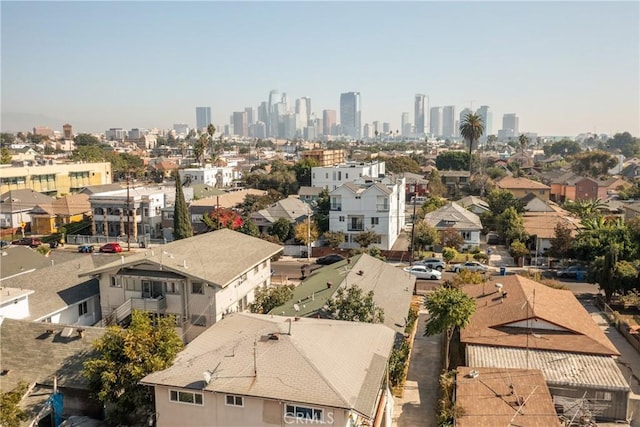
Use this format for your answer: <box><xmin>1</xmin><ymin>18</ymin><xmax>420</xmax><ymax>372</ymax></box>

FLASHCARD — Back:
<box><xmin>238</xmin><ymin>191</ymin><xmax>283</xmax><ymax>215</ymax></box>
<box><xmin>435</xmin><ymin>151</ymin><xmax>470</xmax><ymax>171</ymax></box>
<box><xmin>442</xmin><ymin>247</ymin><xmax>457</xmax><ymax>265</ymax></box>
<box><xmin>251</xmin><ymin>284</ymin><xmax>295</xmax><ymax>314</ymax></box>
<box><xmin>70</xmin><ymin>145</ymin><xmax>109</xmax><ymax>163</ymax></box>
<box><xmin>194</xmin><ymin>134</ymin><xmax>207</xmax><ymax>166</ymax></box>
<box><xmin>292</xmin><ymin>158</ymin><xmax>318</xmax><ymax>187</ymax></box>
<box><xmin>353</xmin><ymin>230</ymin><xmax>380</xmax><ymax>249</ymax></box>
<box><xmin>486</xmin><ymin>188</ymin><xmax>525</xmax><ymax>216</ymax></box>
<box><xmin>269</xmin><ymin>218</ymin><xmax>293</xmax><ymax>242</ymax></box>
<box><xmin>549</xmin><ymin>222</ymin><xmax>573</xmax><ymax>259</ymax></box>
<box><xmin>607</xmin><ymin>132</ymin><xmax>640</xmax><ymax>158</ymax></box>
<box><xmin>418</xmin><ymin>197</ymin><xmax>447</xmax><ymax>218</ymax></box>
<box><xmin>426</xmin><ymin>169</ymin><xmax>446</xmax><ymax>198</ymax></box>
<box><xmin>1</xmin><ymin>147</ymin><xmax>12</xmax><ymax>164</ymax></box>
<box><xmin>543</xmin><ymin>139</ymin><xmax>582</xmax><ymax>157</ymax></box>
<box><xmin>452</xmin><ymin>270</ymin><xmax>486</xmax><ymax>286</ymax></box>
<box><xmin>563</xmin><ymin>199</ymin><xmax>607</xmax><ymax>220</ymax></box>
<box><xmin>0</xmin><ymin>132</ymin><xmax>15</xmax><ymax>147</ymax></box>
<box><xmin>238</xmin><ymin>216</ymin><xmax>260</xmax><ymax>237</ymax></box>
<box><xmin>618</xmin><ymin>182</ymin><xmax>640</xmax><ymax>201</ymax></box>
<box><xmin>28</xmin><ymin>133</ymin><xmax>48</xmax><ymax>144</ymax></box>
<box><xmin>315</xmin><ymin>189</ymin><xmax>331</xmax><ymax>233</ymax></box>
<box><xmin>497</xmin><ymin>207</ymin><xmax>528</xmax><ymax>244</ymax></box>
<box><xmin>518</xmin><ymin>133</ymin><xmax>529</xmax><ymax>153</ymax></box>
<box><xmin>83</xmin><ymin>311</ymin><xmax>183</xmax><ymax>425</ymax></box>
<box><xmin>424</xmin><ymin>287</ymin><xmax>476</xmax><ymax>370</ymax></box>
<box><xmin>324</xmin><ymin>231</ymin><xmax>346</xmax><ymax>249</ymax></box>
<box><xmin>202</xmin><ymin>207</ymin><xmax>243</xmax><ymax>231</ymax></box>
<box><xmin>385</xmin><ymin>156</ymin><xmax>421</xmax><ymax>174</ymax></box>
<box><xmin>486</xmin><ymin>166</ymin><xmax>507</xmax><ymax>180</ymax></box>
<box><xmin>0</xmin><ymin>381</ymin><xmax>29</xmax><ymax>427</ymax></box>
<box><xmin>325</xmin><ymin>285</ymin><xmax>385</xmax><ymax>323</ymax></box>
<box><xmin>173</xmin><ymin>174</ymin><xmax>193</xmax><ymax>240</ymax></box>
<box><xmin>74</xmin><ymin>133</ymin><xmax>101</xmax><ymax>146</ymax></box>
<box><xmin>509</xmin><ymin>240</ymin><xmax>529</xmax><ymax>264</ymax></box>
<box><xmin>570</xmin><ymin>150</ymin><xmax>618</xmax><ymax>178</ymax></box>
<box><xmin>573</xmin><ymin>217</ymin><xmax>636</xmax><ymax>262</ymax></box>
<box><xmin>413</xmin><ymin>222</ymin><xmax>440</xmax><ymax>250</ymax></box>
<box><xmin>294</xmin><ymin>219</ymin><xmax>319</xmax><ymax>246</ymax></box>
<box><xmin>244</xmin><ymin>168</ymin><xmax>299</xmax><ymax>196</ymax></box>
<box><xmin>459</xmin><ymin>113</ymin><xmax>484</xmax><ymax>175</ymax></box>
<box><xmin>442</xmin><ymin>228</ymin><xmax>464</xmax><ymax>250</ymax></box>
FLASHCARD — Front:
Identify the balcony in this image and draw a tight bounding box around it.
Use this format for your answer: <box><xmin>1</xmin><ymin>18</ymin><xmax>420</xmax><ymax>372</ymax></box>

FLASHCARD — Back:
<box><xmin>376</xmin><ymin>204</ymin><xmax>389</xmax><ymax>212</ymax></box>
<box><xmin>131</xmin><ymin>296</ymin><xmax>167</xmax><ymax>313</ymax></box>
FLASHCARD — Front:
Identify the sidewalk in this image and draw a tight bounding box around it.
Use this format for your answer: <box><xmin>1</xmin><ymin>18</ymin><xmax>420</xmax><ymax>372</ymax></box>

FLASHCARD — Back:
<box><xmin>487</xmin><ymin>245</ymin><xmax>515</xmax><ymax>267</ymax></box>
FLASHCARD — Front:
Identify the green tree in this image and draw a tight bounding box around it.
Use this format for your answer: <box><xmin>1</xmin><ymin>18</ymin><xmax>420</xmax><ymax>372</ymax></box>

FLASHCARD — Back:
<box><xmin>459</xmin><ymin>113</ymin><xmax>484</xmax><ymax>175</ymax></box>
<box><xmin>518</xmin><ymin>133</ymin><xmax>529</xmax><ymax>153</ymax></box>
<box><xmin>294</xmin><ymin>219</ymin><xmax>319</xmax><ymax>246</ymax></box>
<box><xmin>70</xmin><ymin>145</ymin><xmax>108</xmax><ymax>163</ymax></box>
<box><xmin>82</xmin><ymin>311</ymin><xmax>183</xmax><ymax>425</ymax></box>
<box><xmin>0</xmin><ymin>381</ymin><xmax>29</xmax><ymax>427</ymax></box>
<box><xmin>74</xmin><ymin>133</ymin><xmax>101</xmax><ymax>146</ymax></box>
<box><xmin>424</xmin><ymin>287</ymin><xmax>476</xmax><ymax>370</ymax></box>
<box><xmin>325</xmin><ymin>285</ymin><xmax>385</xmax><ymax>323</ymax></box>
<box><xmin>563</xmin><ymin>199</ymin><xmax>607</xmax><ymax>220</ymax></box>
<box><xmin>238</xmin><ymin>216</ymin><xmax>260</xmax><ymax>237</ymax></box>
<box><xmin>252</xmin><ymin>284</ymin><xmax>295</xmax><ymax>314</ymax></box>
<box><xmin>509</xmin><ymin>240</ymin><xmax>529</xmax><ymax>265</ymax></box>
<box><xmin>353</xmin><ymin>230</ymin><xmax>380</xmax><ymax>249</ymax></box>
<box><xmin>413</xmin><ymin>222</ymin><xmax>440</xmax><ymax>251</ymax></box>
<box><xmin>607</xmin><ymin>132</ymin><xmax>640</xmax><ymax>158</ymax></box>
<box><xmin>269</xmin><ymin>218</ymin><xmax>293</xmax><ymax>242</ymax></box>
<box><xmin>486</xmin><ymin>166</ymin><xmax>507</xmax><ymax>180</ymax></box>
<box><xmin>0</xmin><ymin>132</ymin><xmax>15</xmax><ymax>147</ymax></box>
<box><xmin>418</xmin><ymin>197</ymin><xmax>447</xmax><ymax>218</ymax></box>
<box><xmin>385</xmin><ymin>156</ymin><xmax>422</xmax><ymax>174</ymax></box>
<box><xmin>194</xmin><ymin>134</ymin><xmax>207</xmax><ymax>166</ymax></box>
<box><xmin>497</xmin><ymin>207</ymin><xmax>528</xmax><ymax>244</ymax></box>
<box><xmin>442</xmin><ymin>247</ymin><xmax>458</xmax><ymax>265</ymax></box>
<box><xmin>442</xmin><ymin>228</ymin><xmax>464</xmax><ymax>250</ymax></box>
<box><xmin>570</xmin><ymin>150</ymin><xmax>618</xmax><ymax>178</ymax></box>
<box><xmin>292</xmin><ymin>158</ymin><xmax>319</xmax><ymax>187</ymax></box>
<box><xmin>573</xmin><ymin>217</ymin><xmax>636</xmax><ymax>262</ymax></box>
<box><xmin>548</xmin><ymin>222</ymin><xmax>573</xmax><ymax>259</ymax></box>
<box><xmin>173</xmin><ymin>174</ymin><xmax>193</xmax><ymax>240</ymax></box>
<box><xmin>324</xmin><ymin>231</ymin><xmax>346</xmax><ymax>249</ymax></box>
<box><xmin>486</xmin><ymin>188</ymin><xmax>525</xmax><ymax>216</ymax></box>
<box><xmin>314</xmin><ymin>189</ymin><xmax>331</xmax><ymax>233</ymax></box>
<box><xmin>543</xmin><ymin>139</ymin><xmax>582</xmax><ymax>156</ymax></box>
<box><xmin>426</xmin><ymin>169</ymin><xmax>446</xmax><ymax>198</ymax></box>
<box><xmin>435</xmin><ymin>151</ymin><xmax>470</xmax><ymax>171</ymax></box>
<box><xmin>1</xmin><ymin>147</ymin><xmax>12</xmax><ymax>164</ymax></box>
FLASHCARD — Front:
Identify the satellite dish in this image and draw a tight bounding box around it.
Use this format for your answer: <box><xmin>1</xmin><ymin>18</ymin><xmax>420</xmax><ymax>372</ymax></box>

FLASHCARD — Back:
<box><xmin>203</xmin><ymin>371</ymin><xmax>212</xmax><ymax>385</ymax></box>
<box><xmin>293</xmin><ymin>303</ymin><xmax>300</xmax><ymax>312</ymax></box>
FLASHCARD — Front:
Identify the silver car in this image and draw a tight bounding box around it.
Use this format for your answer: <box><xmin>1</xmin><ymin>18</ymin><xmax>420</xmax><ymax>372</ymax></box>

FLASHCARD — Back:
<box><xmin>416</xmin><ymin>257</ymin><xmax>446</xmax><ymax>271</ymax></box>
<box><xmin>404</xmin><ymin>265</ymin><xmax>442</xmax><ymax>280</ymax></box>
<box><xmin>452</xmin><ymin>261</ymin><xmax>488</xmax><ymax>273</ymax></box>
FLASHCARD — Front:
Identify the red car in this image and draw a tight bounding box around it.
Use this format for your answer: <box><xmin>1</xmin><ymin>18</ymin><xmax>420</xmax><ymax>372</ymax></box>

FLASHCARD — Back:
<box><xmin>99</xmin><ymin>243</ymin><xmax>123</xmax><ymax>253</ymax></box>
<box><xmin>11</xmin><ymin>238</ymin><xmax>42</xmax><ymax>248</ymax></box>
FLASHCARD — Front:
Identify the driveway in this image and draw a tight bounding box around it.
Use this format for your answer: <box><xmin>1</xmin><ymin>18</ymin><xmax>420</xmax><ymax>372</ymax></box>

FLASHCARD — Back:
<box><xmin>393</xmin><ymin>310</ymin><xmax>440</xmax><ymax>427</ymax></box>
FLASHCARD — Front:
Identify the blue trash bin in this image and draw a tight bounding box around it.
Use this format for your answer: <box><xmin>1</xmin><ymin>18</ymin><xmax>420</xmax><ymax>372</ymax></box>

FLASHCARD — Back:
<box><xmin>575</xmin><ymin>271</ymin><xmax>585</xmax><ymax>281</ymax></box>
<box><xmin>500</xmin><ymin>266</ymin><xmax>506</xmax><ymax>276</ymax></box>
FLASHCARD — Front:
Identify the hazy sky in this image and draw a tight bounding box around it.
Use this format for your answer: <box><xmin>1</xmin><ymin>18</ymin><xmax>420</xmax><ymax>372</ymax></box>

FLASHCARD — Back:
<box><xmin>2</xmin><ymin>1</ymin><xmax>639</xmax><ymax>136</ymax></box>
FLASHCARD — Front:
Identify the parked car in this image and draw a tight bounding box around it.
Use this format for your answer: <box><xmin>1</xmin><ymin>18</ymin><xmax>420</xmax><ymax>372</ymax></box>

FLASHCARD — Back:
<box><xmin>78</xmin><ymin>244</ymin><xmax>95</xmax><ymax>253</ymax></box>
<box><xmin>0</xmin><ymin>240</ymin><xmax>10</xmax><ymax>248</ymax></box>
<box><xmin>99</xmin><ymin>243</ymin><xmax>123</xmax><ymax>253</ymax></box>
<box><xmin>556</xmin><ymin>265</ymin><xmax>587</xmax><ymax>279</ymax></box>
<box><xmin>11</xmin><ymin>237</ymin><xmax>42</xmax><ymax>248</ymax></box>
<box><xmin>452</xmin><ymin>261</ymin><xmax>489</xmax><ymax>273</ymax></box>
<box><xmin>416</xmin><ymin>257</ymin><xmax>446</xmax><ymax>271</ymax></box>
<box><xmin>315</xmin><ymin>254</ymin><xmax>345</xmax><ymax>265</ymax></box>
<box><xmin>404</xmin><ymin>265</ymin><xmax>442</xmax><ymax>280</ymax></box>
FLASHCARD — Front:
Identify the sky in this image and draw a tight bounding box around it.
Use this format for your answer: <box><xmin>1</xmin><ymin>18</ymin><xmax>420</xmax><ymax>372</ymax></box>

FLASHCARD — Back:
<box><xmin>1</xmin><ymin>1</ymin><xmax>639</xmax><ymax>137</ymax></box>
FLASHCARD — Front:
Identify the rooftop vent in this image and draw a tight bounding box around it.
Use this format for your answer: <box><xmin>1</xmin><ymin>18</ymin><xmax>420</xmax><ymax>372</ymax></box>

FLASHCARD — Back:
<box><xmin>468</xmin><ymin>370</ymin><xmax>479</xmax><ymax>379</ymax></box>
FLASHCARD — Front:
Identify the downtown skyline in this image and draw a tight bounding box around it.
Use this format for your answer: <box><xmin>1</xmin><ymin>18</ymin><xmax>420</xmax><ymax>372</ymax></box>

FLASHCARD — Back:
<box><xmin>1</xmin><ymin>1</ymin><xmax>638</xmax><ymax>137</ymax></box>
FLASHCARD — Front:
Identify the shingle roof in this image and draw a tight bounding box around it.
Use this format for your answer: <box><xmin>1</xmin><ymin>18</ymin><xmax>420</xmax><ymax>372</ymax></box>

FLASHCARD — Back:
<box><xmin>466</xmin><ymin>346</ymin><xmax>629</xmax><ymax>391</ymax></box>
<box><xmin>455</xmin><ymin>367</ymin><xmax>561</xmax><ymax>427</ymax></box>
<box><xmin>457</xmin><ymin>196</ymin><xmax>489</xmax><ymax>210</ymax></box>
<box><xmin>423</xmin><ymin>202</ymin><xmax>482</xmax><ymax>230</ymax></box>
<box><xmin>497</xmin><ymin>177</ymin><xmax>550</xmax><ymax>190</ymax></box>
<box><xmin>0</xmin><ymin>318</ymin><xmax>106</xmax><ymax>392</ymax></box>
<box><xmin>78</xmin><ymin>183</ymin><xmax>124</xmax><ymax>195</ymax></box>
<box><xmin>32</xmin><ymin>194</ymin><xmax>91</xmax><ymax>216</ymax></box>
<box><xmin>0</xmin><ymin>246</ymin><xmax>54</xmax><ymax>279</ymax></box>
<box><xmin>269</xmin><ymin>254</ymin><xmax>415</xmax><ymax>338</ymax></box>
<box><xmin>523</xmin><ymin>212</ymin><xmax>581</xmax><ymax>239</ymax></box>
<box><xmin>82</xmin><ymin>229</ymin><xmax>283</xmax><ymax>288</ymax></box>
<box><xmin>298</xmin><ymin>186</ymin><xmax>324</xmax><ymax>196</ymax></box>
<box><xmin>190</xmin><ymin>189</ymin><xmax>266</xmax><ymax>209</ymax></box>
<box><xmin>461</xmin><ymin>275</ymin><xmax>619</xmax><ymax>356</ymax></box>
<box><xmin>251</xmin><ymin>197</ymin><xmax>311</xmax><ymax>224</ymax></box>
<box><xmin>141</xmin><ymin>313</ymin><xmax>395</xmax><ymax>418</ymax></box>
<box><xmin>0</xmin><ymin>190</ymin><xmax>55</xmax><ymax>213</ymax></box>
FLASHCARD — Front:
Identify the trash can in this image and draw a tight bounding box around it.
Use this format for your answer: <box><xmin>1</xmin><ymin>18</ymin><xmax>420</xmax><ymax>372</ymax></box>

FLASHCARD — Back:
<box><xmin>575</xmin><ymin>270</ymin><xmax>585</xmax><ymax>281</ymax></box>
<box><xmin>500</xmin><ymin>266</ymin><xmax>506</xmax><ymax>276</ymax></box>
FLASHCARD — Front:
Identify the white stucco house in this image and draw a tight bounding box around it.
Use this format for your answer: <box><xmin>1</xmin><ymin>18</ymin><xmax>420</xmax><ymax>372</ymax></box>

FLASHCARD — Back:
<box><xmin>311</xmin><ymin>161</ymin><xmax>386</xmax><ymax>191</ymax></box>
<box><xmin>179</xmin><ymin>165</ymin><xmax>240</xmax><ymax>189</ymax></box>
<box><xmin>328</xmin><ymin>176</ymin><xmax>405</xmax><ymax>250</ymax></box>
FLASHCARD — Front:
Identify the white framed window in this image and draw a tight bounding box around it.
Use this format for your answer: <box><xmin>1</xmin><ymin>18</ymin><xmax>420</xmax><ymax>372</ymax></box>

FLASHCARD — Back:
<box><xmin>169</xmin><ymin>389</ymin><xmax>203</xmax><ymax>406</ymax></box>
<box><xmin>78</xmin><ymin>301</ymin><xmax>88</xmax><ymax>316</ymax></box>
<box><xmin>594</xmin><ymin>391</ymin><xmax>612</xmax><ymax>401</ymax></box>
<box><xmin>339</xmin><ymin>216</ymin><xmax>345</xmax><ymax>222</ymax></box>
<box><xmin>284</xmin><ymin>404</ymin><xmax>323</xmax><ymax>421</ymax></box>
<box><xmin>371</xmin><ymin>217</ymin><xmax>379</xmax><ymax>225</ymax></box>
<box><xmin>110</xmin><ymin>277</ymin><xmax>121</xmax><ymax>288</ymax></box>
<box><xmin>225</xmin><ymin>395</ymin><xmax>244</xmax><ymax>407</ymax></box>
<box><xmin>165</xmin><ymin>282</ymin><xmax>179</xmax><ymax>294</ymax></box>
<box><xmin>191</xmin><ymin>282</ymin><xmax>204</xmax><ymax>295</ymax></box>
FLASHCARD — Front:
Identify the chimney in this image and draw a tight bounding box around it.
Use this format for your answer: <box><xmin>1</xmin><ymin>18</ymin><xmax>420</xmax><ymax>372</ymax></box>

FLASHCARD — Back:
<box><xmin>326</xmin><ymin>282</ymin><xmax>333</xmax><ymax>289</ymax></box>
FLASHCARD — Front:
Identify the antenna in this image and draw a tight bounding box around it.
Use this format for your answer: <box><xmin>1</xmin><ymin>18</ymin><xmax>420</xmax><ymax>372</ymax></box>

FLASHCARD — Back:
<box><xmin>203</xmin><ymin>371</ymin><xmax>212</xmax><ymax>386</ymax></box>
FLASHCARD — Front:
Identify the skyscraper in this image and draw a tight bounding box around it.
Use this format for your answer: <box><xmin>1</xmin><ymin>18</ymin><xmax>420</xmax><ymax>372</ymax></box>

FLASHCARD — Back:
<box><xmin>442</xmin><ymin>106</ymin><xmax>456</xmax><ymax>138</ymax></box>
<box><xmin>414</xmin><ymin>94</ymin><xmax>426</xmax><ymax>135</ymax></box>
<box><xmin>502</xmin><ymin>113</ymin><xmax>520</xmax><ymax>135</ymax></box>
<box><xmin>233</xmin><ymin>111</ymin><xmax>248</xmax><ymax>137</ymax></box>
<box><xmin>475</xmin><ymin>105</ymin><xmax>492</xmax><ymax>137</ymax></box>
<box><xmin>295</xmin><ymin>98</ymin><xmax>308</xmax><ymax>133</ymax></box>
<box><xmin>323</xmin><ymin>109</ymin><xmax>336</xmax><ymax>136</ymax></box>
<box><xmin>340</xmin><ymin>92</ymin><xmax>361</xmax><ymax>139</ymax></box>
<box><xmin>196</xmin><ymin>107</ymin><xmax>212</xmax><ymax>131</ymax></box>
<box><xmin>267</xmin><ymin>89</ymin><xmax>281</xmax><ymax>137</ymax></box>
<box><xmin>401</xmin><ymin>113</ymin><xmax>411</xmax><ymax>136</ymax></box>
<box><xmin>258</xmin><ymin>102</ymin><xmax>268</xmax><ymax>124</ymax></box>
<box><xmin>429</xmin><ymin>107</ymin><xmax>442</xmax><ymax>137</ymax></box>
<box><xmin>244</xmin><ymin>107</ymin><xmax>255</xmax><ymax>126</ymax></box>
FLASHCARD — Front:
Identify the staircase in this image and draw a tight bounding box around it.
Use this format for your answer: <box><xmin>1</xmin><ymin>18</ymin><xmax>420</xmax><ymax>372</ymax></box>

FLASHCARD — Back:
<box><xmin>94</xmin><ymin>299</ymin><xmax>132</xmax><ymax>327</ymax></box>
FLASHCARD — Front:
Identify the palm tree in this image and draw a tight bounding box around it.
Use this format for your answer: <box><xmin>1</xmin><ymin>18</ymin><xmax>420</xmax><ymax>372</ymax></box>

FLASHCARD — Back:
<box><xmin>459</xmin><ymin>113</ymin><xmax>484</xmax><ymax>175</ymax></box>
<box><xmin>519</xmin><ymin>133</ymin><xmax>529</xmax><ymax>154</ymax></box>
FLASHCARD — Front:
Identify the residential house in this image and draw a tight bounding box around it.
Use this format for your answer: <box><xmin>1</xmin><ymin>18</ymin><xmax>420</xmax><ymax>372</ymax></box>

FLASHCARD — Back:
<box><xmin>521</xmin><ymin>193</ymin><xmax>554</xmax><ymax>213</ymax></box>
<box><xmin>250</xmin><ymin>196</ymin><xmax>312</xmax><ymax>235</ymax></box>
<box><xmin>461</xmin><ymin>275</ymin><xmax>630</xmax><ymax>422</ymax></box>
<box><xmin>179</xmin><ymin>165</ymin><xmax>240</xmax><ymax>188</ymax></box>
<box><xmin>30</xmin><ymin>193</ymin><xmax>92</xmax><ymax>235</ymax></box>
<box><xmin>0</xmin><ymin>245</ymin><xmax>56</xmax><ymax>280</ymax></box>
<box><xmin>141</xmin><ymin>313</ymin><xmax>396</xmax><ymax>427</ymax></box>
<box><xmin>148</xmin><ymin>158</ymin><xmax>179</xmax><ymax>179</ymax></box>
<box><xmin>439</xmin><ymin>170</ymin><xmax>470</xmax><ymax>194</ymax></box>
<box><xmin>9</xmin><ymin>146</ymin><xmax>39</xmax><ymax>162</ymax></box>
<box><xmin>523</xmin><ymin>208</ymin><xmax>581</xmax><ymax>260</ymax></box>
<box><xmin>298</xmin><ymin>186</ymin><xmax>324</xmax><ymax>204</ymax></box>
<box><xmin>270</xmin><ymin>253</ymin><xmax>415</xmax><ymax>343</ymax></box>
<box><xmin>300</xmin><ymin>148</ymin><xmax>346</xmax><ymax>166</ymax></box>
<box><xmin>0</xmin><ymin>287</ymin><xmax>34</xmax><ymax>319</ymax></box>
<box><xmin>328</xmin><ymin>176</ymin><xmax>406</xmax><ymax>251</ymax></box>
<box><xmin>0</xmin><ymin>189</ymin><xmax>55</xmax><ymax>229</ymax></box>
<box><xmin>82</xmin><ymin>229</ymin><xmax>282</xmax><ymax>342</ymax></box>
<box><xmin>0</xmin><ymin>162</ymin><xmax>112</xmax><ymax>196</ymax></box>
<box><xmin>403</xmin><ymin>172</ymin><xmax>429</xmax><ymax>201</ymax></box>
<box><xmin>597</xmin><ymin>177</ymin><xmax>631</xmax><ymax>199</ymax></box>
<box><xmin>457</xmin><ymin>195</ymin><xmax>490</xmax><ymax>215</ymax></box>
<box><xmin>311</xmin><ymin>161</ymin><xmax>386</xmax><ymax>191</ymax></box>
<box><xmin>423</xmin><ymin>202</ymin><xmax>482</xmax><ymax>250</ymax></box>
<box><xmin>78</xmin><ymin>183</ymin><xmax>123</xmax><ymax>195</ymax></box>
<box><xmin>455</xmin><ymin>367</ymin><xmax>561</xmax><ymax>427</ymax></box>
<box><xmin>496</xmin><ymin>177</ymin><xmax>550</xmax><ymax>201</ymax></box>
<box><xmin>623</xmin><ymin>202</ymin><xmax>640</xmax><ymax>222</ymax></box>
<box><xmin>620</xmin><ymin>161</ymin><xmax>640</xmax><ymax>182</ymax></box>
<box><xmin>0</xmin><ymin>319</ymin><xmax>106</xmax><ymax>425</ymax></box>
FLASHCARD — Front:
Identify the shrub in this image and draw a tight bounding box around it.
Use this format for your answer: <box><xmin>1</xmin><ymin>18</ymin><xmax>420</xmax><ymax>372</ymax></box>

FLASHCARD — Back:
<box><xmin>442</xmin><ymin>247</ymin><xmax>458</xmax><ymax>264</ymax></box>
<box><xmin>473</xmin><ymin>253</ymin><xmax>489</xmax><ymax>264</ymax></box>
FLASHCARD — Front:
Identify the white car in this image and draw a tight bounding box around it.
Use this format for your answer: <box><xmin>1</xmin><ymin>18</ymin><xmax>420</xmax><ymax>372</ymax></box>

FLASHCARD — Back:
<box><xmin>403</xmin><ymin>265</ymin><xmax>442</xmax><ymax>280</ymax></box>
<box><xmin>452</xmin><ymin>261</ymin><xmax>489</xmax><ymax>273</ymax></box>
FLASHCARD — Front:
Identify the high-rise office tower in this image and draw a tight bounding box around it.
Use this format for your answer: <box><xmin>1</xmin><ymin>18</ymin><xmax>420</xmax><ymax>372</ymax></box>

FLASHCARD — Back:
<box><xmin>502</xmin><ymin>113</ymin><xmax>519</xmax><ymax>135</ymax></box>
<box><xmin>339</xmin><ymin>92</ymin><xmax>361</xmax><ymax>139</ymax></box>
<box><xmin>196</xmin><ymin>107</ymin><xmax>212</xmax><ymax>131</ymax></box>
<box><xmin>401</xmin><ymin>112</ymin><xmax>411</xmax><ymax>136</ymax></box>
<box><xmin>429</xmin><ymin>107</ymin><xmax>442</xmax><ymax>136</ymax></box>
<box><xmin>295</xmin><ymin>98</ymin><xmax>308</xmax><ymax>132</ymax></box>
<box><xmin>363</xmin><ymin>123</ymin><xmax>372</xmax><ymax>139</ymax></box>
<box><xmin>282</xmin><ymin>93</ymin><xmax>291</xmax><ymax>113</ymax></box>
<box><xmin>323</xmin><ymin>109</ymin><xmax>336</xmax><ymax>136</ymax></box>
<box><xmin>244</xmin><ymin>107</ymin><xmax>255</xmax><ymax>126</ymax></box>
<box><xmin>300</xmin><ymin>97</ymin><xmax>311</xmax><ymax>124</ymax></box>
<box><xmin>233</xmin><ymin>111</ymin><xmax>248</xmax><ymax>137</ymax></box>
<box><xmin>267</xmin><ymin>89</ymin><xmax>281</xmax><ymax>137</ymax></box>
<box><xmin>258</xmin><ymin>102</ymin><xmax>268</xmax><ymax>124</ymax></box>
<box><xmin>414</xmin><ymin>94</ymin><xmax>426</xmax><ymax>135</ymax></box>
<box><xmin>475</xmin><ymin>105</ymin><xmax>492</xmax><ymax>137</ymax></box>
<box><xmin>442</xmin><ymin>106</ymin><xmax>456</xmax><ymax>138</ymax></box>
<box><xmin>382</xmin><ymin>122</ymin><xmax>390</xmax><ymax>134</ymax></box>
<box><xmin>372</xmin><ymin>121</ymin><xmax>381</xmax><ymax>135</ymax></box>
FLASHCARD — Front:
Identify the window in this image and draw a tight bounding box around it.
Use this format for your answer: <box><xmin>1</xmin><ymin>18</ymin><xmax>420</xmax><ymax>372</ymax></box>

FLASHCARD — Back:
<box><xmin>371</xmin><ymin>217</ymin><xmax>379</xmax><ymax>225</ymax></box>
<box><xmin>339</xmin><ymin>216</ymin><xmax>345</xmax><ymax>222</ymax></box>
<box><xmin>169</xmin><ymin>390</ymin><xmax>203</xmax><ymax>406</ymax></box>
<box><xmin>125</xmin><ymin>279</ymin><xmax>142</xmax><ymax>292</ymax></box>
<box><xmin>461</xmin><ymin>231</ymin><xmax>471</xmax><ymax>240</ymax></box>
<box><xmin>191</xmin><ymin>282</ymin><xmax>204</xmax><ymax>294</ymax></box>
<box><xmin>110</xmin><ymin>277</ymin><xmax>121</xmax><ymax>288</ymax></box>
<box><xmin>225</xmin><ymin>395</ymin><xmax>244</xmax><ymax>407</ymax></box>
<box><xmin>165</xmin><ymin>282</ymin><xmax>179</xmax><ymax>294</ymax></box>
<box><xmin>594</xmin><ymin>391</ymin><xmax>612</xmax><ymax>401</ymax></box>
<box><xmin>78</xmin><ymin>301</ymin><xmax>88</xmax><ymax>316</ymax></box>
<box><xmin>285</xmin><ymin>405</ymin><xmax>323</xmax><ymax>421</ymax></box>
<box><xmin>539</xmin><ymin>190</ymin><xmax>545</xmax><ymax>195</ymax></box>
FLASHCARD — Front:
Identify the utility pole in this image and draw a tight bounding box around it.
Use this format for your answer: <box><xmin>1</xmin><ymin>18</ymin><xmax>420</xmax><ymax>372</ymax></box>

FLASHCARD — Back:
<box><xmin>409</xmin><ymin>184</ymin><xmax>418</xmax><ymax>266</ymax></box>
<box><xmin>306</xmin><ymin>207</ymin><xmax>311</xmax><ymax>263</ymax></box>
<box><xmin>126</xmin><ymin>173</ymin><xmax>131</xmax><ymax>252</ymax></box>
